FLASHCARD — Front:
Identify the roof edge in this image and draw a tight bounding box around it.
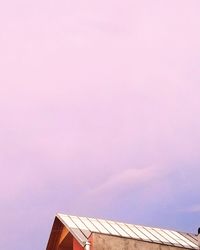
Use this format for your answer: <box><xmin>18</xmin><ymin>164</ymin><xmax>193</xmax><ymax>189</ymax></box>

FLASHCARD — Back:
<box><xmin>56</xmin><ymin>213</ymin><xmax>87</xmax><ymax>247</ymax></box>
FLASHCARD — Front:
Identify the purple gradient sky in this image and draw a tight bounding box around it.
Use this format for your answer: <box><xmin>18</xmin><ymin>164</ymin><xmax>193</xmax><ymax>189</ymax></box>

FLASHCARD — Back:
<box><xmin>0</xmin><ymin>1</ymin><xmax>200</xmax><ymax>249</ymax></box>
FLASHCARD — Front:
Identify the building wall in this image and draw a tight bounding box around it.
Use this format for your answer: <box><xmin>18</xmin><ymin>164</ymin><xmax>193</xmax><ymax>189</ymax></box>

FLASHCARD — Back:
<box><xmin>73</xmin><ymin>238</ymin><xmax>84</xmax><ymax>250</ymax></box>
<box><xmin>92</xmin><ymin>234</ymin><xmax>191</xmax><ymax>250</ymax></box>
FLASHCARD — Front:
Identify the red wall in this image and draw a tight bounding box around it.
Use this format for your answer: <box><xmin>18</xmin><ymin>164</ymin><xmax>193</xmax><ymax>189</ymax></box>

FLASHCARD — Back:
<box><xmin>73</xmin><ymin>234</ymin><xmax>93</xmax><ymax>250</ymax></box>
<box><xmin>73</xmin><ymin>238</ymin><xmax>84</xmax><ymax>250</ymax></box>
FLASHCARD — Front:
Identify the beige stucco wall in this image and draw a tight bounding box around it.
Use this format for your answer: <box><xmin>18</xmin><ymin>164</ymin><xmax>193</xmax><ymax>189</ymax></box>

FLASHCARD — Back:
<box><xmin>92</xmin><ymin>233</ymin><xmax>190</xmax><ymax>250</ymax></box>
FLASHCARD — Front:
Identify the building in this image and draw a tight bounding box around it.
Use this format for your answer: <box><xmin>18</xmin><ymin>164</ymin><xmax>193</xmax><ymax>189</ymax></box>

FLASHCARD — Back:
<box><xmin>46</xmin><ymin>213</ymin><xmax>199</xmax><ymax>250</ymax></box>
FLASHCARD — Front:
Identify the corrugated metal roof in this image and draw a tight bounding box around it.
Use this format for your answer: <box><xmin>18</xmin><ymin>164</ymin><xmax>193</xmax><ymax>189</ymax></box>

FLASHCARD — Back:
<box><xmin>57</xmin><ymin>213</ymin><xmax>198</xmax><ymax>249</ymax></box>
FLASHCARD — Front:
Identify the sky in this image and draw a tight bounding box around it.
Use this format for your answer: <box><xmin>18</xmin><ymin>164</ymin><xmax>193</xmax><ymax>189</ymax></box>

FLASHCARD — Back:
<box><xmin>0</xmin><ymin>1</ymin><xmax>200</xmax><ymax>249</ymax></box>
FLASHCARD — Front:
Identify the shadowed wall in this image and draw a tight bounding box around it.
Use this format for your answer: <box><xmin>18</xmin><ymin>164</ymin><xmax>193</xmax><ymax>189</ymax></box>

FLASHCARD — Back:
<box><xmin>92</xmin><ymin>234</ymin><xmax>191</xmax><ymax>250</ymax></box>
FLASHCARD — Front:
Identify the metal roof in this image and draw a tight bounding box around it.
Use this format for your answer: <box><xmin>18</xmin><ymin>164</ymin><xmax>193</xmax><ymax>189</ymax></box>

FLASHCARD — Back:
<box><xmin>57</xmin><ymin>213</ymin><xmax>198</xmax><ymax>249</ymax></box>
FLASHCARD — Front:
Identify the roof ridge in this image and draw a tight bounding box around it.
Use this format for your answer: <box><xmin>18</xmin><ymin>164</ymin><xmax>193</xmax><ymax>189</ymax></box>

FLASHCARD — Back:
<box><xmin>57</xmin><ymin>213</ymin><xmax>195</xmax><ymax>235</ymax></box>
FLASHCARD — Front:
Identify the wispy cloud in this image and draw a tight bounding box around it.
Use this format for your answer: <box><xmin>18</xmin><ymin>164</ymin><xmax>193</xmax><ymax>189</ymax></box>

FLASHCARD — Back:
<box><xmin>180</xmin><ymin>205</ymin><xmax>200</xmax><ymax>213</ymax></box>
<box><xmin>88</xmin><ymin>166</ymin><xmax>168</xmax><ymax>198</ymax></box>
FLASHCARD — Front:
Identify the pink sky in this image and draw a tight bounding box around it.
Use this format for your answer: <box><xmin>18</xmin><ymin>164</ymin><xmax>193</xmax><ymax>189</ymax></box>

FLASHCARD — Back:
<box><xmin>0</xmin><ymin>1</ymin><xmax>200</xmax><ymax>250</ymax></box>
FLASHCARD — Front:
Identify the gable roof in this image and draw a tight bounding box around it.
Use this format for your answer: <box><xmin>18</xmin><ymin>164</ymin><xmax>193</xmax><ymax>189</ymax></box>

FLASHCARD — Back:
<box><xmin>56</xmin><ymin>213</ymin><xmax>198</xmax><ymax>249</ymax></box>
